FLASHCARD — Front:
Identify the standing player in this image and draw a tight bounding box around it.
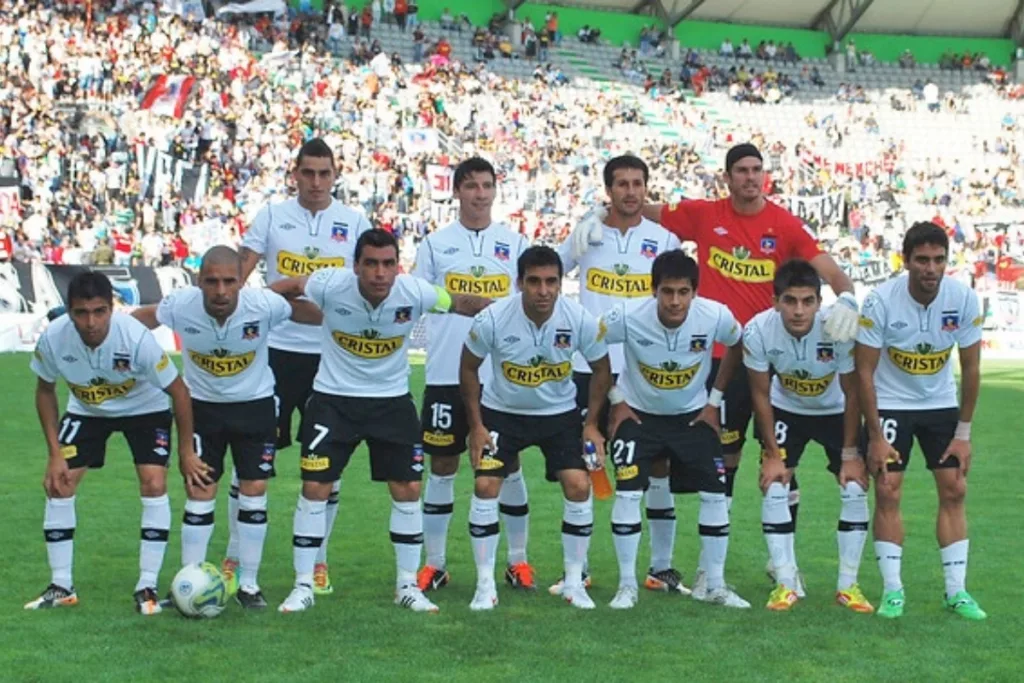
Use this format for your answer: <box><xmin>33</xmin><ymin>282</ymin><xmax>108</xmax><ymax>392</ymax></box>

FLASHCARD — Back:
<box><xmin>26</xmin><ymin>272</ymin><xmax>201</xmax><ymax>615</ymax></box>
<box><xmin>601</xmin><ymin>250</ymin><xmax>749</xmax><ymax>610</ymax></box>
<box><xmin>132</xmin><ymin>247</ymin><xmax>322</xmax><ymax>608</ymax></box>
<box><xmin>744</xmin><ymin>260</ymin><xmax>872</xmax><ymax>613</ymax></box>
<box><xmin>460</xmin><ymin>245</ymin><xmax>612</xmax><ymax>610</ymax></box>
<box><xmin>555</xmin><ymin>155</ymin><xmax>686</xmax><ymax>597</ymax></box>
<box><xmin>412</xmin><ymin>157</ymin><xmax>531</xmax><ymax>594</ymax></box>
<box><xmin>272</xmin><ymin>230</ymin><xmax>489</xmax><ymax>613</ymax></box>
<box><xmin>856</xmin><ymin>222</ymin><xmax>986</xmax><ymax>620</ymax></box>
<box><xmin>233</xmin><ymin>137</ymin><xmax>372</xmax><ymax>596</ymax></box>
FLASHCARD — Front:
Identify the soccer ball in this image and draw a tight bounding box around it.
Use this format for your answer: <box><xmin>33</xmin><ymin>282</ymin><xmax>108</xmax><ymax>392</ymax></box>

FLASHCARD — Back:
<box><xmin>170</xmin><ymin>562</ymin><xmax>229</xmax><ymax>618</ymax></box>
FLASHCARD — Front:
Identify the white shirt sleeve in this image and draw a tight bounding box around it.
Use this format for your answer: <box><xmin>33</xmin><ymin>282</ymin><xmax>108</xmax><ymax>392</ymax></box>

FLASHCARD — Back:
<box><xmin>665</xmin><ymin>231</ymin><xmax>682</xmax><ymax>251</ymax></box>
<box><xmin>463</xmin><ymin>309</ymin><xmax>494</xmax><ymax>359</ymax></box>
<box><xmin>305</xmin><ymin>268</ymin><xmax>341</xmax><ymax>309</ymax></box>
<box><xmin>578</xmin><ymin>309</ymin><xmax>610</xmax><ymax>363</ymax></box>
<box><xmin>556</xmin><ymin>238</ymin><xmax>578</xmax><ymax>275</ymax></box>
<box><xmin>241</xmin><ymin>204</ymin><xmax>271</xmax><ymax>255</ymax></box>
<box><xmin>411</xmin><ymin>275</ymin><xmax>441</xmax><ymax>314</ymax></box>
<box><xmin>742</xmin><ymin>319</ymin><xmax>769</xmax><ymax>372</ymax></box>
<box><xmin>956</xmin><ymin>289</ymin><xmax>983</xmax><ymax>348</ymax></box>
<box><xmin>837</xmin><ymin>339</ymin><xmax>856</xmax><ymax>374</ymax></box>
<box><xmin>137</xmin><ymin>331</ymin><xmax>179</xmax><ymax>389</ymax></box>
<box><xmin>856</xmin><ymin>291</ymin><xmax>886</xmax><ymax>349</ymax></box>
<box><xmin>265</xmin><ymin>290</ymin><xmax>294</xmax><ymax>328</ymax></box>
<box><xmin>598</xmin><ymin>302</ymin><xmax>627</xmax><ymax>345</ymax></box>
<box><xmin>714</xmin><ymin>305</ymin><xmax>742</xmax><ymax>347</ymax></box>
<box><xmin>155</xmin><ymin>290</ymin><xmax>178</xmax><ymax>330</ymax></box>
<box><xmin>411</xmin><ymin>237</ymin><xmax>435</xmax><ymax>282</ymax></box>
<box><xmin>29</xmin><ymin>332</ymin><xmax>59</xmax><ymax>383</ymax></box>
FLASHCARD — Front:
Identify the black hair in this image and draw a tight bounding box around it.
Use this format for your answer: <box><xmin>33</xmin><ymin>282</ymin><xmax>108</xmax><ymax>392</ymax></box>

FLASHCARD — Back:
<box><xmin>453</xmin><ymin>157</ymin><xmax>496</xmax><ymax>190</ymax></box>
<box><xmin>67</xmin><ymin>271</ymin><xmax>114</xmax><ymax>307</ymax></box>
<box><xmin>651</xmin><ymin>249</ymin><xmax>699</xmax><ymax>291</ymax></box>
<box><xmin>725</xmin><ymin>143</ymin><xmax>763</xmax><ymax>173</ymax></box>
<box><xmin>355</xmin><ymin>228</ymin><xmax>399</xmax><ymax>262</ymax></box>
<box><xmin>603</xmin><ymin>155</ymin><xmax>649</xmax><ymax>188</ymax></box>
<box><xmin>517</xmin><ymin>245</ymin><xmax>563</xmax><ymax>280</ymax></box>
<box><xmin>295</xmin><ymin>137</ymin><xmax>335</xmax><ymax>168</ymax></box>
<box><xmin>902</xmin><ymin>221</ymin><xmax>948</xmax><ymax>261</ymax></box>
<box><xmin>773</xmin><ymin>259</ymin><xmax>821</xmax><ymax>298</ymax></box>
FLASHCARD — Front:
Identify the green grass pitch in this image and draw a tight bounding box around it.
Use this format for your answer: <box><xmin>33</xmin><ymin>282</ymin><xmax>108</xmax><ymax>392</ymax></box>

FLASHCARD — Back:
<box><xmin>0</xmin><ymin>354</ymin><xmax>1021</xmax><ymax>682</ymax></box>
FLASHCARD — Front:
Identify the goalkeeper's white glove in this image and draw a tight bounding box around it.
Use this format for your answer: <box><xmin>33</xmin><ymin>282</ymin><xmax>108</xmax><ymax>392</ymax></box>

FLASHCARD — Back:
<box><xmin>824</xmin><ymin>291</ymin><xmax>859</xmax><ymax>343</ymax></box>
<box><xmin>568</xmin><ymin>206</ymin><xmax>608</xmax><ymax>261</ymax></box>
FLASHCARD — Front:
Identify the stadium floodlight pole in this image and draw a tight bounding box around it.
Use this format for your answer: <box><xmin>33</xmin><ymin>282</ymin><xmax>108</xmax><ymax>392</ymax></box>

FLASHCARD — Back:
<box><xmin>668</xmin><ymin>0</ymin><xmax>707</xmax><ymax>29</ymax></box>
<box><xmin>811</xmin><ymin>0</ymin><xmax>876</xmax><ymax>47</ymax></box>
<box><xmin>1009</xmin><ymin>0</ymin><xmax>1024</xmax><ymax>47</ymax></box>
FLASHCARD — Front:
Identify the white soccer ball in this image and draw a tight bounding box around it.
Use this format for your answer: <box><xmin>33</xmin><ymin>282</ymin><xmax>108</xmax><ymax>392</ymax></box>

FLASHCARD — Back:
<box><xmin>170</xmin><ymin>562</ymin><xmax>229</xmax><ymax>618</ymax></box>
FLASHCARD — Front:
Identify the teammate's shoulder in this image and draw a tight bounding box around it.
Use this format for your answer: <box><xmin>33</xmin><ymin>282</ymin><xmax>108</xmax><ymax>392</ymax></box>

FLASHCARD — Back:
<box><xmin>869</xmin><ymin>275</ymin><xmax>904</xmax><ymax>301</ymax></box>
<box><xmin>747</xmin><ymin>306</ymin><xmax>778</xmax><ymax>329</ymax></box>
<box><xmin>939</xmin><ymin>275</ymin><xmax>974</xmax><ymax>299</ymax></box>
<box><xmin>40</xmin><ymin>313</ymin><xmax>72</xmax><ymax>341</ymax></box>
<box><xmin>113</xmin><ymin>310</ymin><xmax>151</xmax><ymax>338</ymax></box>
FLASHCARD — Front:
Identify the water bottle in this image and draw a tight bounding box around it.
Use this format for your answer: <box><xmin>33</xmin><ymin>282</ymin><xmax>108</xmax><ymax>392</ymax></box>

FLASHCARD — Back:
<box><xmin>582</xmin><ymin>440</ymin><xmax>613</xmax><ymax>501</ymax></box>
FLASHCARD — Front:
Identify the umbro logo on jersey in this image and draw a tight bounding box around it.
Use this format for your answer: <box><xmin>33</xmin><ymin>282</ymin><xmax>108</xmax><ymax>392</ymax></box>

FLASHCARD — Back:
<box><xmin>113</xmin><ymin>353</ymin><xmax>131</xmax><ymax>372</ymax></box>
<box><xmin>714</xmin><ymin>227</ymin><xmax>729</xmax><ymax>236</ymax></box>
<box><xmin>503</xmin><ymin>335</ymin><xmax>521</xmax><ymax>343</ymax></box>
<box><xmin>334</xmin><ymin>308</ymin><xmax>352</xmax><ymax>316</ymax></box>
<box><xmin>61</xmin><ymin>355</ymin><xmax>78</xmax><ymax>363</ymax></box>
<box><xmin>183</xmin><ymin>326</ymin><xmax>201</xmax><ymax>334</ymax></box>
<box><xmin>442</xmin><ymin>246</ymin><xmax>459</xmax><ymax>255</ymax></box>
<box><xmin>768</xmin><ymin>349</ymin><xmax>784</xmax><ymax>356</ymax></box>
<box><xmin>279</xmin><ymin>223</ymin><xmax>297</xmax><ymax>231</ymax></box>
<box><xmin>636</xmin><ymin>338</ymin><xmax>653</xmax><ymax>346</ymax></box>
<box><xmin>890</xmin><ymin>321</ymin><xmax>908</xmax><ymax>330</ymax></box>
<box><xmin>394</xmin><ymin>306</ymin><xmax>413</xmax><ymax>324</ymax></box>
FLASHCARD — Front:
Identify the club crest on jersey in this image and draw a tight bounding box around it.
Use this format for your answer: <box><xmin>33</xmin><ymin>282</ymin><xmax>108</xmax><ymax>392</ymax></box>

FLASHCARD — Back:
<box><xmin>494</xmin><ymin>242</ymin><xmax>511</xmax><ymax>261</ymax></box>
<box><xmin>112</xmin><ymin>353</ymin><xmax>131</xmax><ymax>372</ymax></box>
<box><xmin>394</xmin><ymin>306</ymin><xmax>413</xmax><ymax>324</ymax></box>
<box><xmin>689</xmin><ymin>335</ymin><xmax>708</xmax><ymax>353</ymax></box>
<box><xmin>242</xmin><ymin>321</ymin><xmax>260</xmax><ymax>340</ymax></box>
<box><xmin>331</xmin><ymin>222</ymin><xmax>349</xmax><ymax>242</ymax></box>
<box><xmin>816</xmin><ymin>343</ymin><xmax>835</xmax><ymax>362</ymax></box>
<box><xmin>941</xmin><ymin>310</ymin><xmax>959</xmax><ymax>331</ymax></box>
<box><xmin>554</xmin><ymin>329</ymin><xmax>572</xmax><ymax>349</ymax></box>
<box><xmin>760</xmin><ymin>236</ymin><xmax>777</xmax><ymax>255</ymax></box>
<box><xmin>640</xmin><ymin>239</ymin><xmax>659</xmax><ymax>259</ymax></box>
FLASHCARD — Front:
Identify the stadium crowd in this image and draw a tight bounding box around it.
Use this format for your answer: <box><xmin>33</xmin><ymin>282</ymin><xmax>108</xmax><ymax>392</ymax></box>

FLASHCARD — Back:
<box><xmin>0</xmin><ymin>0</ymin><xmax>1022</xmax><ymax>291</ymax></box>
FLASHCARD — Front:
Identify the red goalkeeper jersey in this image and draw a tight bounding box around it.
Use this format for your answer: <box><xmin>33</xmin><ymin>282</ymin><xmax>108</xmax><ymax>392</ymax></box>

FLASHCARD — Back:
<box><xmin>661</xmin><ymin>198</ymin><xmax>823</xmax><ymax>356</ymax></box>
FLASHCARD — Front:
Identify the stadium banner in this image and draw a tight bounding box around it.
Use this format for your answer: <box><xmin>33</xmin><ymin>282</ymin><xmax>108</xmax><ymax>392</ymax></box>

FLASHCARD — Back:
<box><xmin>0</xmin><ymin>185</ymin><xmax>21</xmax><ymax>225</ymax></box>
<box><xmin>217</xmin><ymin>0</ymin><xmax>288</xmax><ymax>15</ymax></box>
<box><xmin>776</xmin><ymin>191</ymin><xmax>846</xmax><ymax>234</ymax></box>
<box><xmin>401</xmin><ymin>129</ymin><xmax>440</xmax><ymax>156</ymax></box>
<box><xmin>844</xmin><ymin>258</ymin><xmax>893</xmax><ymax>285</ymax></box>
<box><xmin>135</xmin><ymin>144</ymin><xmax>209</xmax><ymax>204</ymax></box>
<box><xmin>426</xmin><ymin>165</ymin><xmax>454</xmax><ymax>201</ymax></box>
<box><xmin>162</xmin><ymin>0</ymin><xmax>206</xmax><ymax>20</ymax></box>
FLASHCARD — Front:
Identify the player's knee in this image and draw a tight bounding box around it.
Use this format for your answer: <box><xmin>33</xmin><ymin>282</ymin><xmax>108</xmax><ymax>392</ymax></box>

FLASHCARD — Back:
<box><xmin>389</xmin><ymin>480</ymin><xmax>421</xmax><ymax>503</ymax></box>
<box><xmin>474</xmin><ymin>476</ymin><xmax>502</xmax><ymax>500</ymax></box>
<box><xmin>138</xmin><ymin>472</ymin><xmax>167</xmax><ymax>497</ymax></box>
<box><xmin>562</xmin><ymin>472</ymin><xmax>591</xmax><ymax>502</ymax></box>
<box><xmin>301</xmin><ymin>480</ymin><xmax>334</xmax><ymax>501</ymax></box>
<box><xmin>936</xmin><ymin>473</ymin><xmax>966</xmax><ymax>506</ymax></box>
<box><xmin>431</xmin><ymin>455</ymin><xmax>459</xmax><ymax>477</ymax></box>
<box><xmin>239</xmin><ymin>479</ymin><xmax>268</xmax><ymax>497</ymax></box>
<box><xmin>874</xmin><ymin>480</ymin><xmax>903</xmax><ymax>508</ymax></box>
<box><xmin>724</xmin><ymin>451</ymin><xmax>742</xmax><ymax>469</ymax></box>
<box><xmin>649</xmin><ymin>458</ymin><xmax>670</xmax><ymax>478</ymax></box>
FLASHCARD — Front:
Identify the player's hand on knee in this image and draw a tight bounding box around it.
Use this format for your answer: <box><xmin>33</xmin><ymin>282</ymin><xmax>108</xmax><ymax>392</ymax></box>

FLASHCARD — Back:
<box><xmin>867</xmin><ymin>438</ymin><xmax>898</xmax><ymax>485</ymax></box>
<box><xmin>939</xmin><ymin>438</ymin><xmax>971</xmax><ymax>478</ymax></box>
<box><xmin>43</xmin><ymin>457</ymin><xmax>72</xmax><ymax>498</ymax></box>
<box><xmin>824</xmin><ymin>292</ymin><xmax>859</xmax><ymax>343</ymax></box>
<box><xmin>758</xmin><ymin>451</ymin><xmax>786</xmax><ymax>493</ymax></box>
<box><xmin>607</xmin><ymin>402</ymin><xmax>641</xmax><ymax>439</ymax></box>
<box><xmin>181</xmin><ymin>452</ymin><xmax>213</xmax><ymax>490</ymax></box>
<box><xmin>838</xmin><ymin>456</ymin><xmax>869</xmax><ymax>490</ymax></box>
<box><xmin>468</xmin><ymin>425</ymin><xmax>495</xmax><ymax>471</ymax></box>
<box><xmin>689</xmin><ymin>403</ymin><xmax>720</xmax><ymax>435</ymax></box>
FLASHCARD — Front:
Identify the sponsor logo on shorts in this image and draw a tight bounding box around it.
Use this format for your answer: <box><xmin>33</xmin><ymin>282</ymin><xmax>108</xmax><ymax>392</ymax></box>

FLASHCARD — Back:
<box><xmin>276</xmin><ymin>249</ymin><xmax>345</xmax><ymax>277</ymax></box>
<box><xmin>262</xmin><ymin>443</ymin><xmax>275</xmax><ymax>461</ymax></box>
<box><xmin>778</xmin><ymin>369</ymin><xmax>835</xmax><ymax>397</ymax></box>
<box><xmin>707</xmin><ymin>246</ymin><xmax>774</xmax><ymax>283</ymax></box>
<box><xmin>638</xmin><ymin>360</ymin><xmax>701</xmax><ymax>390</ymax></box>
<box><xmin>444</xmin><ymin>270</ymin><xmax>512</xmax><ymax>297</ymax></box>
<box><xmin>69</xmin><ymin>377</ymin><xmax>137</xmax><ymax>404</ymax></box>
<box><xmin>60</xmin><ymin>445</ymin><xmax>78</xmax><ymax>459</ymax></box>
<box><xmin>423</xmin><ymin>430</ymin><xmax>456</xmax><ymax>447</ymax></box>
<box><xmin>615</xmin><ymin>464</ymin><xmax>639</xmax><ymax>480</ymax></box>
<box><xmin>720</xmin><ymin>429</ymin><xmax>741</xmax><ymax>445</ymax></box>
<box><xmin>332</xmin><ymin>330</ymin><xmax>404</xmax><ymax>359</ymax></box>
<box><xmin>887</xmin><ymin>343</ymin><xmax>952</xmax><ymax>375</ymax></box>
<box><xmin>478</xmin><ymin>455</ymin><xmax>504</xmax><ymax>471</ymax></box>
<box><xmin>188</xmin><ymin>349</ymin><xmax>257</xmax><ymax>377</ymax></box>
<box><xmin>761</xmin><ymin>448</ymin><xmax>788</xmax><ymax>462</ymax></box>
<box><xmin>500</xmin><ymin>357</ymin><xmax>572</xmax><ymax>387</ymax></box>
<box><xmin>584</xmin><ymin>266</ymin><xmax>649</xmax><ymax>298</ymax></box>
<box><xmin>155</xmin><ymin>429</ymin><xmax>169</xmax><ymax>448</ymax></box>
<box><xmin>301</xmin><ymin>454</ymin><xmax>331</xmax><ymax>472</ymax></box>
<box><xmin>156</xmin><ymin>353</ymin><xmax>170</xmax><ymax>371</ymax></box>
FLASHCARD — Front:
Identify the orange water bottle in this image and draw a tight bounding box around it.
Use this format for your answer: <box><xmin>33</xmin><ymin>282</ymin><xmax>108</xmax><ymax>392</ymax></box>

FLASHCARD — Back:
<box><xmin>583</xmin><ymin>441</ymin><xmax>614</xmax><ymax>500</ymax></box>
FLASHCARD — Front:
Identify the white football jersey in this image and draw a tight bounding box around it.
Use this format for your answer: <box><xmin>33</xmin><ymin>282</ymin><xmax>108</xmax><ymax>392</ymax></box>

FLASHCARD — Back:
<box><xmin>156</xmin><ymin>286</ymin><xmax>292</xmax><ymax>403</ymax></box>
<box><xmin>857</xmin><ymin>274</ymin><xmax>982</xmax><ymax>411</ymax></box>
<box><xmin>306</xmin><ymin>268</ymin><xmax>443</xmax><ymax>398</ymax></box>
<box><xmin>743</xmin><ymin>308</ymin><xmax>853</xmax><ymax>416</ymax></box>
<box><xmin>242</xmin><ymin>197</ymin><xmax>372</xmax><ymax>354</ymax></box>
<box><xmin>412</xmin><ymin>221</ymin><xmax>528</xmax><ymax>386</ymax></box>
<box><xmin>558</xmin><ymin>219</ymin><xmax>680</xmax><ymax>373</ymax></box>
<box><xmin>464</xmin><ymin>294</ymin><xmax>608</xmax><ymax>416</ymax></box>
<box><xmin>601</xmin><ymin>297</ymin><xmax>740</xmax><ymax>415</ymax></box>
<box><xmin>30</xmin><ymin>312</ymin><xmax>178</xmax><ymax>417</ymax></box>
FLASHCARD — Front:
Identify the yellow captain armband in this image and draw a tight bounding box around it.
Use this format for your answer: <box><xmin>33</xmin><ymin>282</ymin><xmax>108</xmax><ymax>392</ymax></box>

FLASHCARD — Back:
<box><xmin>430</xmin><ymin>286</ymin><xmax>453</xmax><ymax>313</ymax></box>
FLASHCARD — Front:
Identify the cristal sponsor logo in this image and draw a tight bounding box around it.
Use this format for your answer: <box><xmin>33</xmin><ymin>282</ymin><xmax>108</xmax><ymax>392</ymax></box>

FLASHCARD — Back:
<box><xmin>276</xmin><ymin>249</ymin><xmax>345</xmax><ymax>277</ymax></box>
<box><xmin>720</xmin><ymin>429</ymin><xmax>741</xmax><ymax>445</ymax></box>
<box><xmin>778</xmin><ymin>369</ymin><xmax>835</xmax><ymax>397</ymax></box>
<box><xmin>477</xmin><ymin>456</ymin><xmax>505</xmax><ymax>471</ymax></box>
<box><xmin>188</xmin><ymin>349</ymin><xmax>256</xmax><ymax>377</ymax></box>
<box><xmin>501</xmin><ymin>356</ymin><xmax>572</xmax><ymax>387</ymax></box>
<box><xmin>707</xmin><ymin>246</ymin><xmax>774</xmax><ymax>283</ymax></box>
<box><xmin>615</xmin><ymin>465</ymin><xmax>639</xmax><ymax>480</ymax></box>
<box><xmin>638</xmin><ymin>360</ymin><xmax>701</xmax><ymax>390</ymax></box>
<box><xmin>423</xmin><ymin>430</ymin><xmax>455</xmax><ymax>447</ymax></box>
<box><xmin>300</xmin><ymin>454</ymin><xmax>330</xmax><ymax>472</ymax></box>
<box><xmin>444</xmin><ymin>269</ymin><xmax>511</xmax><ymax>297</ymax></box>
<box><xmin>887</xmin><ymin>343</ymin><xmax>952</xmax><ymax>375</ymax></box>
<box><xmin>69</xmin><ymin>377</ymin><xmax>136</xmax><ymax>404</ymax></box>
<box><xmin>332</xmin><ymin>329</ymin><xmax>404</xmax><ymax>359</ymax></box>
<box><xmin>585</xmin><ymin>265</ymin><xmax>650</xmax><ymax>298</ymax></box>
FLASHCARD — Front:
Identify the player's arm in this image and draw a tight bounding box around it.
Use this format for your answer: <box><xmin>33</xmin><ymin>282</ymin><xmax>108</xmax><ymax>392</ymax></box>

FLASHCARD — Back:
<box><xmin>810</xmin><ymin>253</ymin><xmax>854</xmax><ymax>296</ymax></box>
<box><xmin>36</xmin><ymin>377</ymin><xmax>74</xmax><ymax>497</ymax></box>
<box><xmin>642</xmin><ymin>200</ymin><xmax>699</xmax><ymax>242</ymax></box>
<box><xmin>239</xmin><ymin>205</ymin><xmax>271</xmax><ymax>282</ymax></box>
<box><xmin>269</xmin><ymin>276</ymin><xmax>308</xmax><ymax>299</ymax></box>
<box><xmin>131</xmin><ymin>305</ymin><xmax>160</xmax><ymax>330</ymax></box>
<box><xmin>288</xmin><ymin>300</ymin><xmax>324</xmax><ymax>325</ymax></box>
<box><xmin>696</xmin><ymin>309</ymin><xmax>743</xmax><ymax>432</ymax></box>
<box><xmin>809</xmin><ymin>253</ymin><xmax>858</xmax><ymax>343</ymax></box>
<box><xmin>941</xmin><ymin>341</ymin><xmax>980</xmax><ymax>476</ymax></box>
<box><xmin>459</xmin><ymin>345</ymin><xmax>493</xmax><ymax>470</ymax></box>
<box><xmin>836</xmin><ymin>370</ymin><xmax>868</xmax><ymax>488</ymax></box>
<box><xmin>419</xmin><ymin>279</ymin><xmax>491</xmax><ymax>318</ymax></box>
<box><xmin>449</xmin><ymin>293</ymin><xmax>492</xmax><ymax>317</ymax></box>
<box><xmin>584</xmin><ymin>353</ymin><xmax>612</xmax><ymax>463</ymax></box>
<box><xmin>239</xmin><ymin>247</ymin><xmax>263</xmax><ymax>283</ymax></box>
<box><xmin>747</xmin><ymin>367</ymin><xmax>778</xmax><ymax>456</ymax></box>
<box><xmin>163</xmin><ymin>376</ymin><xmax>211</xmax><ymax>489</ymax></box>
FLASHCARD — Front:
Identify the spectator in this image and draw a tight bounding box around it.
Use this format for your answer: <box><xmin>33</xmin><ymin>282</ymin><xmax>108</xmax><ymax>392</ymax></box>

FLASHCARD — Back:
<box><xmin>720</xmin><ymin>38</ymin><xmax>734</xmax><ymax>57</ymax></box>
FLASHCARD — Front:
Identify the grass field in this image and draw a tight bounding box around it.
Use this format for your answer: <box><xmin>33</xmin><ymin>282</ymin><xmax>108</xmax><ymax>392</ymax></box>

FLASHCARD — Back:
<box><xmin>1</xmin><ymin>354</ymin><xmax>1022</xmax><ymax>682</ymax></box>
